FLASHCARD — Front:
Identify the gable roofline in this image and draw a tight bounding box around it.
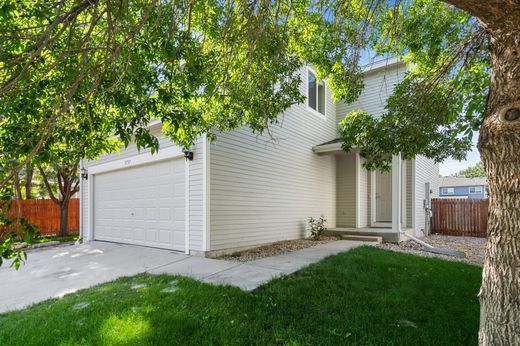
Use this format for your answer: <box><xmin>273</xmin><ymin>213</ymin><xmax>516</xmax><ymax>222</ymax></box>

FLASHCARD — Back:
<box><xmin>440</xmin><ymin>176</ymin><xmax>487</xmax><ymax>187</ymax></box>
<box><xmin>362</xmin><ymin>57</ymin><xmax>403</xmax><ymax>74</ymax></box>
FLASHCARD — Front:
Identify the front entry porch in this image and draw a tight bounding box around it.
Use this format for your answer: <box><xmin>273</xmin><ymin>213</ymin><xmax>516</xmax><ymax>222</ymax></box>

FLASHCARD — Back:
<box><xmin>313</xmin><ymin>140</ymin><xmax>412</xmax><ymax>243</ymax></box>
<box><xmin>324</xmin><ymin>227</ymin><xmax>407</xmax><ymax>243</ymax></box>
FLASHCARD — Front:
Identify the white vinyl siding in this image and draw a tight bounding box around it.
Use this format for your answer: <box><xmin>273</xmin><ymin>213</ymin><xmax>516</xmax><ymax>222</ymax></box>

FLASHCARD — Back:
<box><xmin>406</xmin><ymin>160</ymin><xmax>413</xmax><ymax>228</ymax></box>
<box><xmin>414</xmin><ymin>156</ymin><xmax>439</xmax><ymax>236</ymax></box>
<box><xmin>187</xmin><ymin>140</ymin><xmax>204</xmax><ymax>250</ymax></box>
<box><xmin>336</xmin><ymin>153</ymin><xmax>356</xmax><ymax>227</ymax></box>
<box><xmin>80</xmin><ymin>126</ymin><xmax>204</xmax><ymax>252</ymax></box>
<box><xmin>208</xmin><ymin>67</ymin><xmax>337</xmax><ymax>251</ymax></box>
<box><xmin>336</xmin><ymin>61</ymin><xmax>407</xmax><ymax>124</ymax></box>
<box><xmin>358</xmin><ymin>156</ymin><xmax>369</xmax><ymax>228</ymax></box>
<box><xmin>336</xmin><ymin>61</ymin><xmax>420</xmax><ymax>232</ymax></box>
<box><xmin>366</xmin><ymin>171</ymin><xmax>372</xmax><ymax>226</ymax></box>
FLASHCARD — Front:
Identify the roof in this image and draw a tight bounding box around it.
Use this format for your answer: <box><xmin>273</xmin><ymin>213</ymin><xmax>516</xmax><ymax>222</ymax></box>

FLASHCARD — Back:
<box><xmin>440</xmin><ymin>176</ymin><xmax>487</xmax><ymax>188</ymax></box>
<box><xmin>316</xmin><ymin>138</ymin><xmax>342</xmax><ymax>146</ymax></box>
<box><xmin>312</xmin><ymin>138</ymin><xmax>343</xmax><ymax>154</ymax></box>
<box><xmin>362</xmin><ymin>57</ymin><xmax>403</xmax><ymax>74</ymax></box>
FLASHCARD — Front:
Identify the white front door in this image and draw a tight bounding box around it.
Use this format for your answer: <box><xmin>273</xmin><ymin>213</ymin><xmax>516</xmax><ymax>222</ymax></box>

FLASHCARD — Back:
<box><xmin>375</xmin><ymin>170</ymin><xmax>392</xmax><ymax>224</ymax></box>
<box><xmin>93</xmin><ymin>158</ymin><xmax>185</xmax><ymax>251</ymax></box>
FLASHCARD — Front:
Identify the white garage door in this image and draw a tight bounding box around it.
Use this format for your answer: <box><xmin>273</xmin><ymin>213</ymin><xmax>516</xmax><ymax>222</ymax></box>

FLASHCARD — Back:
<box><xmin>93</xmin><ymin>158</ymin><xmax>185</xmax><ymax>251</ymax></box>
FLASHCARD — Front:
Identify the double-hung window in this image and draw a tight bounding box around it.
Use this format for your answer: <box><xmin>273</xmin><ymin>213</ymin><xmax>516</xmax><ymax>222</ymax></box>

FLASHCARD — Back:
<box><xmin>469</xmin><ymin>186</ymin><xmax>483</xmax><ymax>194</ymax></box>
<box><xmin>307</xmin><ymin>68</ymin><xmax>326</xmax><ymax>116</ymax></box>
<box><xmin>442</xmin><ymin>187</ymin><xmax>454</xmax><ymax>195</ymax></box>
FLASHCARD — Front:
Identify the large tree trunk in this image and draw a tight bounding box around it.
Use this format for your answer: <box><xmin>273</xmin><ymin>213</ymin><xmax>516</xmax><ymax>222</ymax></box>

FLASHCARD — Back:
<box><xmin>477</xmin><ymin>29</ymin><xmax>520</xmax><ymax>345</ymax></box>
<box><xmin>58</xmin><ymin>200</ymin><xmax>69</xmax><ymax>237</ymax></box>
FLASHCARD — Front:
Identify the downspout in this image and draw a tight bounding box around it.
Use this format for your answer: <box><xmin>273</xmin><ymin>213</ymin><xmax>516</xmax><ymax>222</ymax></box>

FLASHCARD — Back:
<box><xmin>184</xmin><ymin>153</ymin><xmax>191</xmax><ymax>255</ymax></box>
<box><xmin>77</xmin><ymin>160</ymin><xmax>84</xmax><ymax>245</ymax></box>
<box><xmin>399</xmin><ymin>231</ymin><xmax>465</xmax><ymax>258</ymax></box>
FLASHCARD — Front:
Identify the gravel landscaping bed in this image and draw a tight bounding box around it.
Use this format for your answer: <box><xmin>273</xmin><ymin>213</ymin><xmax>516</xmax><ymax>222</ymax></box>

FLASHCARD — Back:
<box><xmin>377</xmin><ymin>234</ymin><xmax>486</xmax><ymax>265</ymax></box>
<box><xmin>219</xmin><ymin>236</ymin><xmax>339</xmax><ymax>262</ymax></box>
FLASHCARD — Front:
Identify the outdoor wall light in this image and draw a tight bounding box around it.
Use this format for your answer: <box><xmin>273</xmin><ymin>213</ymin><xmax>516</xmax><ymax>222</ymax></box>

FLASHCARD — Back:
<box><xmin>184</xmin><ymin>151</ymin><xmax>194</xmax><ymax>161</ymax></box>
<box><xmin>81</xmin><ymin>168</ymin><xmax>88</xmax><ymax>180</ymax></box>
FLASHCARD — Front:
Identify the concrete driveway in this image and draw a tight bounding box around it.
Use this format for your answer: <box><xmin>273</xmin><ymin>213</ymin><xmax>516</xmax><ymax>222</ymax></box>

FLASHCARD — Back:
<box><xmin>0</xmin><ymin>240</ymin><xmax>364</xmax><ymax>313</ymax></box>
<box><xmin>0</xmin><ymin>242</ymin><xmax>205</xmax><ymax>313</ymax></box>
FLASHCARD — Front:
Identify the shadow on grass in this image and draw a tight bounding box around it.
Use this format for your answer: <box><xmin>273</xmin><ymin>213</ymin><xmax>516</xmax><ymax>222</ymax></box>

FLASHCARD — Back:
<box><xmin>0</xmin><ymin>247</ymin><xmax>481</xmax><ymax>345</ymax></box>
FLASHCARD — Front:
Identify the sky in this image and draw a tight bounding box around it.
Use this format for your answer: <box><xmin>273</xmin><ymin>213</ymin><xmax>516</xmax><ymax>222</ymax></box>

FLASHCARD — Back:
<box><xmin>439</xmin><ymin>132</ymin><xmax>481</xmax><ymax>176</ymax></box>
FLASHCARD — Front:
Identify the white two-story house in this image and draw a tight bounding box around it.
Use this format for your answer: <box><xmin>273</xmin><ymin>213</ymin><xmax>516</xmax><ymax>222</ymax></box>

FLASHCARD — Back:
<box><xmin>79</xmin><ymin>58</ymin><xmax>439</xmax><ymax>256</ymax></box>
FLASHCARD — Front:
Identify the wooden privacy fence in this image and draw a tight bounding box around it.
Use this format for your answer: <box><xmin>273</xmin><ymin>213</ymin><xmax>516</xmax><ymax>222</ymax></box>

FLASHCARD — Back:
<box><xmin>430</xmin><ymin>198</ymin><xmax>488</xmax><ymax>237</ymax></box>
<box><xmin>6</xmin><ymin>199</ymin><xmax>79</xmax><ymax>236</ymax></box>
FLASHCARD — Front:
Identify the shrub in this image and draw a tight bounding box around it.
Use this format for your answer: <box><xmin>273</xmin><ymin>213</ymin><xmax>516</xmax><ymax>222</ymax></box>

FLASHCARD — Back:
<box><xmin>307</xmin><ymin>215</ymin><xmax>327</xmax><ymax>240</ymax></box>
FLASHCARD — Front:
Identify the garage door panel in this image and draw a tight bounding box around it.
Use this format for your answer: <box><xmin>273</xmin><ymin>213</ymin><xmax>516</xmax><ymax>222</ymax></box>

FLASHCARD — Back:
<box><xmin>174</xmin><ymin>207</ymin><xmax>185</xmax><ymax>221</ymax></box>
<box><xmin>94</xmin><ymin>158</ymin><xmax>185</xmax><ymax>251</ymax></box>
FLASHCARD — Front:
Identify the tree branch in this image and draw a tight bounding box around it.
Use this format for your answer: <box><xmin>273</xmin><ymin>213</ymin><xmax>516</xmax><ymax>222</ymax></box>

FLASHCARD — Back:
<box><xmin>441</xmin><ymin>0</ymin><xmax>520</xmax><ymax>32</ymax></box>
<box><xmin>38</xmin><ymin>166</ymin><xmax>59</xmax><ymax>204</ymax></box>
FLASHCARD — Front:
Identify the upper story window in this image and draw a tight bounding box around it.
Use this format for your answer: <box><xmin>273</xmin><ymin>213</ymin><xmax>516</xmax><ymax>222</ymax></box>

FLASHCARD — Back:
<box><xmin>307</xmin><ymin>68</ymin><xmax>326</xmax><ymax>117</ymax></box>
<box><xmin>469</xmin><ymin>186</ymin><xmax>483</xmax><ymax>194</ymax></box>
<box><xmin>442</xmin><ymin>187</ymin><xmax>454</xmax><ymax>195</ymax></box>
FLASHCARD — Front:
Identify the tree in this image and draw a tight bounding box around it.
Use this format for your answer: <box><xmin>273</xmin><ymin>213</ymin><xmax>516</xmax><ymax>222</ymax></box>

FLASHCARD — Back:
<box><xmin>38</xmin><ymin>163</ymin><xmax>79</xmax><ymax>237</ymax></box>
<box><xmin>459</xmin><ymin>162</ymin><xmax>486</xmax><ymax>178</ymax></box>
<box><xmin>0</xmin><ymin>166</ymin><xmax>39</xmax><ymax>268</ymax></box>
<box><xmin>0</xmin><ymin>1</ymin><xmax>307</xmax><ymax>266</ymax></box>
<box><xmin>318</xmin><ymin>1</ymin><xmax>517</xmax><ymax>344</ymax></box>
<box><xmin>0</xmin><ymin>0</ymin><xmax>518</xmax><ymax>343</ymax></box>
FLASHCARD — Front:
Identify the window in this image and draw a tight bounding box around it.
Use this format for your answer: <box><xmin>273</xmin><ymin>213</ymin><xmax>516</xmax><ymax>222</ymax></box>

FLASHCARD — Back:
<box><xmin>469</xmin><ymin>186</ymin><xmax>483</xmax><ymax>194</ymax></box>
<box><xmin>307</xmin><ymin>69</ymin><xmax>326</xmax><ymax>116</ymax></box>
<box><xmin>442</xmin><ymin>187</ymin><xmax>454</xmax><ymax>195</ymax></box>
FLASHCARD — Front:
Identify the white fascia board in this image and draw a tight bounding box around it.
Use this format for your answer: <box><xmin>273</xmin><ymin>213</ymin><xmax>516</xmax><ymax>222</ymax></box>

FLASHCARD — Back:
<box><xmin>87</xmin><ymin>145</ymin><xmax>184</xmax><ymax>175</ymax></box>
<box><xmin>362</xmin><ymin>57</ymin><xmax>403</xmax><ymax>74</ymax></box>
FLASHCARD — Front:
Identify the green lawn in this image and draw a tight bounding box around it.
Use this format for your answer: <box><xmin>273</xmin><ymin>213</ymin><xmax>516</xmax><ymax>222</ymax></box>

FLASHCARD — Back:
<box><xmin>0</xmin><ymin>247</ymin><xmax>481</xmax><ymax>345</ymax></box>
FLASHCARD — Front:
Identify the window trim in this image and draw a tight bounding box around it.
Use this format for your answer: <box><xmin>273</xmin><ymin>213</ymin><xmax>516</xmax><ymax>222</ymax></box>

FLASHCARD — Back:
<box><xmin>306</xmin><ymin>67</ymin><xmax>327</xmax><ymax>120</ymax></box>
<box><xmin>469</xmin><ymin>186</ymin><xmax>483</xmax><ymax>194</ymax></box>
<box><xmin>442</xmin><ymin>187</ymin><xmax>455</xmax><ymax>195</ymax></box>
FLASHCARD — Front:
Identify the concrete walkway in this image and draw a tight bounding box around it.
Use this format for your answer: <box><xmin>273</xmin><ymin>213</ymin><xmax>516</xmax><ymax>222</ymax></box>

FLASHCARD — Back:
<box><xmin>0</xmin><ymin>240</ymin><xmax>365</xmax><ymax>313</ymax></box>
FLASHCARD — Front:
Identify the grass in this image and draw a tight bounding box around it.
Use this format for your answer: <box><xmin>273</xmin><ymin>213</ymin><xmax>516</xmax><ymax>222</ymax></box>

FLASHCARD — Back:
<box><xmin>0</xmin><ymin>247</ymin><xmax>481</xmax><ymax>345</ymax></box>
<box><xmin>34</xmin><ymin>233</ymin><xmax>79</xmax><ymax>244</ymax></box>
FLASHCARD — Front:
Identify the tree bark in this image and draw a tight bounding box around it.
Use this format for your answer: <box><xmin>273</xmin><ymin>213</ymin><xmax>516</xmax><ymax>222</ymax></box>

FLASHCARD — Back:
<box><xmin>58</xmin><ymin>200</ymin><xmax>69</xmax><ymax>237</ymax></box>
<box><xmin>13</xmin><ymin>173</ymin><xmax>22</xmax><ymax>200</ymax></box>
<box><xmin>477</xmin><ymin>28</ymin><xmax>520</xmax><ymax>345</ymax></box>
<box><xmin>24</xmin><ymin>164</ymin><xmax>33</xmax><ymax>199</ymax></box>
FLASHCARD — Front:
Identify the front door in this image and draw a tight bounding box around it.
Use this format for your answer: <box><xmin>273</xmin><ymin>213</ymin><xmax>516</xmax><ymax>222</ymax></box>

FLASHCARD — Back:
<box><xmin>375</xmin><ymin>170</ymin><xmax>392</xmax><ymax>224</ymax></box>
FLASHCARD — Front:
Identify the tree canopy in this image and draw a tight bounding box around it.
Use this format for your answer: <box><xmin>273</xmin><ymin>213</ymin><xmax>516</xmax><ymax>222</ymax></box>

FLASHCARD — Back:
<box><xmin>0</xmin><ymin>0</ymin><xmax>488</xmax><ymax>264</ymax></box>
<box><xmin>337</xmin><ymin>0</ymin><xmax>488</xmax><ymax>170</ymax></box>
<box><xmin>2</xmin><ymin>1</ymin><xmax>520</xmax><ymax>342</ymax></box>
<box><xmin>458</xmin><ymin>161</ymin><xmax>486</xmax><ymax>178</ymax></box>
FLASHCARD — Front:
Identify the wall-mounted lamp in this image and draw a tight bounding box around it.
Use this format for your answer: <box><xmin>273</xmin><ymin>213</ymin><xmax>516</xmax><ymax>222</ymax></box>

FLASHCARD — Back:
<box><xmin>184</xmin><ymin>151</ymin><xmax>194</xmax><ymax>161</ymax></box>
<box><xmin>81</xmin><ymin>168</ymin><xmax>88</xmax><ymax>180</ymax></box>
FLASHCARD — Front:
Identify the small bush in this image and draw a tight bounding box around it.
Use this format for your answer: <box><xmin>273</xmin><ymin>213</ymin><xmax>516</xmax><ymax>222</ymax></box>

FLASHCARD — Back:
<box><xmin>307</xmin><ymin>215</ymin><xmax>327</xmax><ymax>240</ymax></box>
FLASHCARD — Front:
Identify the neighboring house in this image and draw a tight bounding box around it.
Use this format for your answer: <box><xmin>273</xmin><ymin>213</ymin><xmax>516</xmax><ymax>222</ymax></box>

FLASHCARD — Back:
<box><xmin>80</xmin><ymin>58</ymin><xmax>439</xmax><ymax>256</ymax></box>
<box><xmin>439</xmin><ymin>176</ymin><xmax>487</xmax><ymax>199</ymax></box>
